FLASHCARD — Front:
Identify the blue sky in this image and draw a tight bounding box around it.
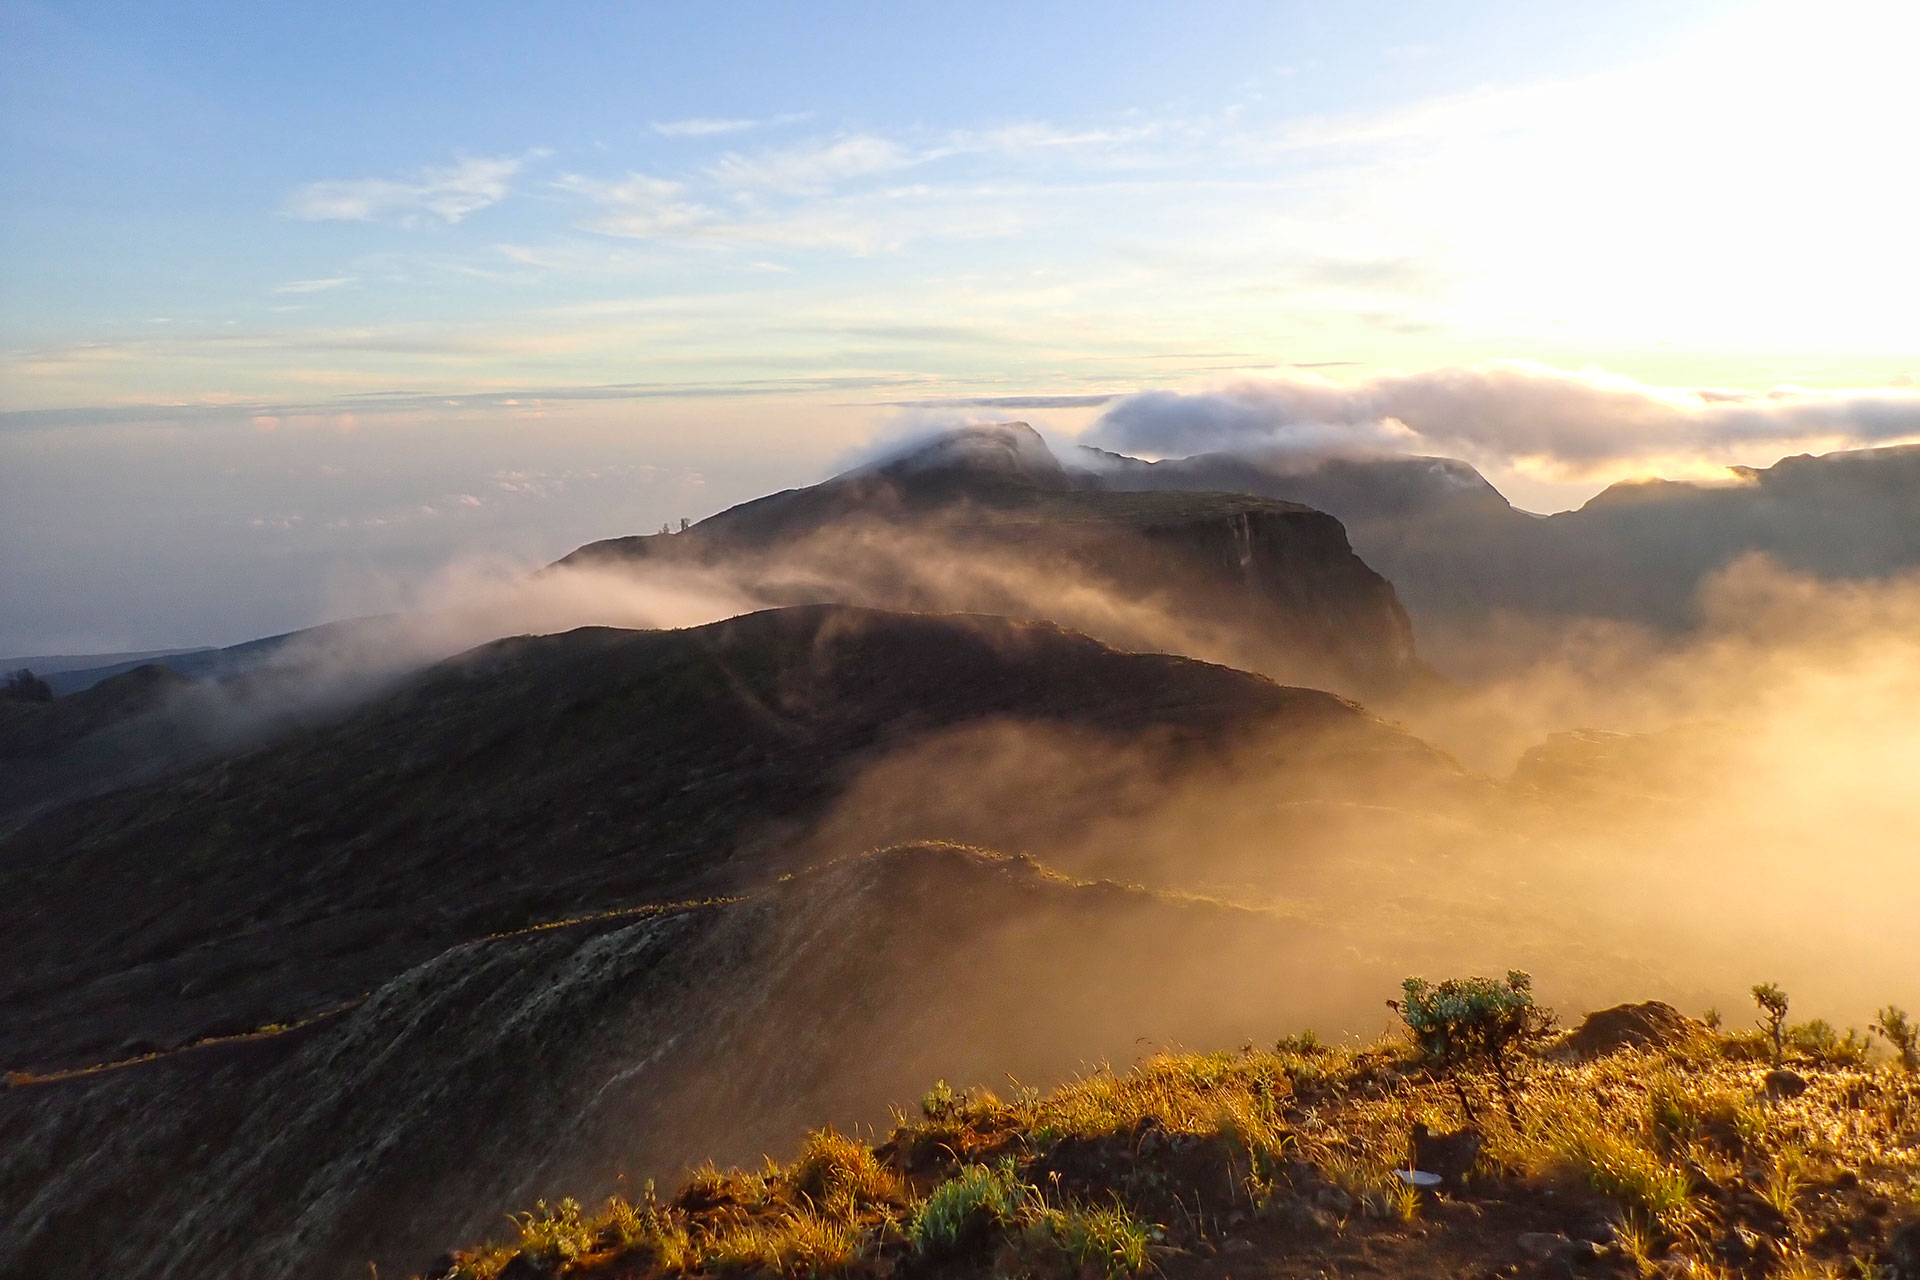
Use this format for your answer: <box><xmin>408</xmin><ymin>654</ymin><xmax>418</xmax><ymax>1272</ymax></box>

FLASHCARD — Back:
<box><xmin>4</xmin><ymin>0</ymin><xmax>1918</xmax><ymax>653</ymax></box>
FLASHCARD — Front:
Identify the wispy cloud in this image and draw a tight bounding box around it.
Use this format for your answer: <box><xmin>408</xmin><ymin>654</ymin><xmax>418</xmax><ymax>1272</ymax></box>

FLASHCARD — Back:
<box><xmin>651</xmin><ymin>111</ymin><xmax>812</xmax><ymax>138</ymax></box>
<box><xmin>652</xmin><ymin>117</ymin><xmax>760</xmax><ymax>137</ymax></box>
<box><xmin>272</xmin><ymin>276</ymin><xmax>356</xmax><ymax>294</ymax></box>
<box><xmin>282</xmin><ymin>153</ymin><xmax>540</xmax><ymax>226</ymax></box>
<box><xmin>556</xmin><ymin>165</ymin><xmax>1021</xmax><ymax>253</ymax></box>
<box><xmin>707</xmin><ymin>133</ymin><xmax>916</xmax><ymax>193</ymax></box>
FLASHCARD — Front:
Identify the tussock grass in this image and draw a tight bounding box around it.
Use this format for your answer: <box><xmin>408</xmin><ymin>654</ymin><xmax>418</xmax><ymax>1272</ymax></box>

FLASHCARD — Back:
<box><xmin>422</xmin><ymin>1019</ymin><xmax>1920</xmax><ymax>1280</ymax></box>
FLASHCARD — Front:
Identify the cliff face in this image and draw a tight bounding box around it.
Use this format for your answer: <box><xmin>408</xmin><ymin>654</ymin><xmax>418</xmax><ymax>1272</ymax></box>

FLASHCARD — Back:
<box><xmin>1091</xmin><ymin>440</ymin><xmax>1920</xmax><ymax>640</ymax></box>
<box><xmin>560</xmin><ymin>425</ymin><xmax>1425</xmax><ymax>699</ymax></box>
<box><xmin>1120</xmin><ymin>506</ymin><xmax>1417</xmax><ymax>689</ymax></box>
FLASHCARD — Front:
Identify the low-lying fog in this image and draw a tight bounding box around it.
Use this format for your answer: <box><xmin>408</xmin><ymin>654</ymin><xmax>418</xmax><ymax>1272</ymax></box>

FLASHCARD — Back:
<box><xmin>145</xmin><ymin>518</ymin><xmax>1916</xmax><ymax>1049</ymax></box>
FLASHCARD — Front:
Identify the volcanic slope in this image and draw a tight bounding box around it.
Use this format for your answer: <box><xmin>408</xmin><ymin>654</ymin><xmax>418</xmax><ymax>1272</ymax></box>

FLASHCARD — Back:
<box><xmin>0</xmin><ymin>845</ymin><xmax>1395</xmax><ymax>1280</ymax></box>
<box><xmin>0</xmin><ymin>604</ymin><xmax>1460</xmax><ymax>1074</ymax></box>
<box><xmin>558</xmin><ymin>423</ymin><xmax>1422</xmax><ymax>698</ymax></box>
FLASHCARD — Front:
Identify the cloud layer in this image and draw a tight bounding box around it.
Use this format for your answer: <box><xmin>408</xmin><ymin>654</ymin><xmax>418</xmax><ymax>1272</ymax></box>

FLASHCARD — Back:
<box><xmin>1087</xmin><ymin>363</ymin><xmax>1920</xmax><ymax>475</ymax></box>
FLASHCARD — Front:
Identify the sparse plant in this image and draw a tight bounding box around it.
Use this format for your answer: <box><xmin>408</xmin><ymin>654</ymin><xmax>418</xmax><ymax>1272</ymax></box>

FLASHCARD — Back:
<box><xmin>1023</xmin><ymin>1199</ymin><xmax>1153</xmax><ymax>1278</ymax></box>
<box><xmin>786</xmin><ymin>1127</ymin><xmax>900</xmax><ymax>1211</ymax></box>
<box><xmin>1275</xmin><ymin>1029</ymin><xmax>1322</xmax><ymax>1054</ymax></box>
<box><xmin>1384</xmin><ymin>1176</ymin><xmax>1423</xmax><ymax>1222</ymax></box>
<box><xmin>920</xmin><ymin>1079</ymin><xmax>961</xmax><ymax>1121</ymax></box>
<box><xmin>912</xmin><ymin>1160</ymin><xmax>1029</xmax><ymax>1256</ymax></box>
<box><xmin>1873</xmin><ymin>1005</ymin><xmax>1919</xmax><ymax>1073</ymax></box>
<box><xmin>509</xmin><ymin>1198</ymin><xmax>594</xmax><ymax>1269</ymax></box>
<box><xmin>1786</xmin><ymin>1019</ymin><xmax>1873</xmax><ymax>1067</ymax></box>
<box><xmin>1703</xmin><ymin>1007</ymin><xmax>1723</xmax><ymax>1032</ymax></box>
<box><xmin>1761</xmin><ymin>1151</ymin><xmax>1806</xmax><ymax>1226</ymax></box>
<box><xmin>1752</xmin><ymin>983</ymin><xmax>1790</xmax><ymax>1067</ymax></box>
<box><xmin>1390</xmin><ymin>970</ymin><xmax>1555</xmax><ymax>1123</ymax></box>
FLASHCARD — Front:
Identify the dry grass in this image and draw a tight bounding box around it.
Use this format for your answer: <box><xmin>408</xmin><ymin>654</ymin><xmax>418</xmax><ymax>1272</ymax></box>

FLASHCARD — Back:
<box><xmin>421</xmin><ymin>1022</ymin><xmax>1920</xmax><ymax>1280</ymax></box>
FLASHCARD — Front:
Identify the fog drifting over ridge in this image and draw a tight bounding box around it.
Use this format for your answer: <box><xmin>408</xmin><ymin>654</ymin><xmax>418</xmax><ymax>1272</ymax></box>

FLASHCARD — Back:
<box><xmin>7</xmin><ymin>360</ymin><xmax>1920</xmax><ymax>657</ymax></box>
<box><xmin>1086</xmin><ymin>362</ymin><xmax>1920</xmax><ymax>480</ymax></box>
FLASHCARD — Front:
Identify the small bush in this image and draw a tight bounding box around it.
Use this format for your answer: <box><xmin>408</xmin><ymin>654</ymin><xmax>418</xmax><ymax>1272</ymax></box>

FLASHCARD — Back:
<box><xmin>2</xmin><ymin>668</ymin><xmax>52</xmax><ymax>703</ymax></box>
<box><xmin>1786</xmin><ymin>1020</ymin><xmax>1873</xmax><ymax>1067</ymax></box>
<box><xmin>912</xmin><ymin>1161</ymin><xmax>1028</xmax><ymax>1256</ymax></box>
<box><xmin>920</xmin><ymin>1079</ymin><xmax>961</xmax><ymax>1121</ymax></box>
<box><xmin>1873</xmin><ymin>1006</ymin><xmax>1919</xmax><ymax>1073</ymax></box>
<box><xmin>1391</xmin><ymin>970</ymin><xmax>1555</xmax><ymax>1122</ymax></box>
<box><xmin>1752</xmin><ymin>983</ymin><xmax>1790</xmax><ymax>1067</ymax></box>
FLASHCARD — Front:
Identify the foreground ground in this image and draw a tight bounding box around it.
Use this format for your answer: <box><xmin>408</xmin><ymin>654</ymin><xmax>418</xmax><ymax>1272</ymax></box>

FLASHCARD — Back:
<box><xmin>420</xmin><ymin>1004</ymin><xmax>1920</xmax><ymax>1280</ymax></box>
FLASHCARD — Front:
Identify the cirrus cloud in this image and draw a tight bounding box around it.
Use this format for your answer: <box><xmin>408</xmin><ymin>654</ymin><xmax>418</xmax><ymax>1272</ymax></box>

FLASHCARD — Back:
<box><xmin>282</xmin><ymin>153</ymin><xmax>539</xmax><ymax>226</ymax></box>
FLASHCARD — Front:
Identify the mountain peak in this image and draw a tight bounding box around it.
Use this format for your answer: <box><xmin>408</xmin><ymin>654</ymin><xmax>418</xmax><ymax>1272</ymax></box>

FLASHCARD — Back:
<box><xmin>874</xmin><ymin>421</ymin><xmax>1069</xmax><ymax>487</ymax></box>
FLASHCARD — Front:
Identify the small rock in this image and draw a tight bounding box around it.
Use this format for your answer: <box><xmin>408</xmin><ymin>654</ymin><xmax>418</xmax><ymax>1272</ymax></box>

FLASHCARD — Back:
<box><xmin>1573</xmin><ymin>1222</ymin><xmax>1616</xmax><ymax>1246</ymax></box>
<box><xmin>1281</xmin><ymin>1158</ymin><xmax>1320</xmax><ymax>1188</ymax></box>
<box><xmin>1814</xmin><ymin>1224</ymin><xmax>1852</xmax><ymax>1252</ymax></box>
<box><xmin>1764</xmin><ymin>1068</ymin><xmax>1809</xmax><ymax>1099</ymax></box>
<box><xmin>1287</xmin><ymin>1201</ymin><xmax>1337</xmax><ymax>1233</ymax></box>
<box><xmin>1223</xmin><ymin>1237</ymin><xmax>1256</xmax><ymax>1255</ymax></box>
<box><xmin>1315</xmin><ymin>1186</ymin><xmax>1355</xmax><ymax>1216</ymax></box>
<box><xmin>1517</xmin><ymin>1232</ymin><xmax>1575</xmax><ymax>1262</ymax></box>
<box><xmin>1885</xmin><ymin>1219</ymin><xmax>1920</xmax><ymax>1280</ymax></box>
<box><xmin>1411</xmin><ymin>1122</ymin><xmax>1483</xmax><ymax>1187</ymax></box>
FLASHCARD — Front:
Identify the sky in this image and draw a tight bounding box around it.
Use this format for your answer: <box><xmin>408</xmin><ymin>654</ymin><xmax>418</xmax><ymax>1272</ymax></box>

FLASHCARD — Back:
<box><xmin>3</xmin><ymin>0</ymin><xmax>1919</xmax><ymax>654</ymax></box>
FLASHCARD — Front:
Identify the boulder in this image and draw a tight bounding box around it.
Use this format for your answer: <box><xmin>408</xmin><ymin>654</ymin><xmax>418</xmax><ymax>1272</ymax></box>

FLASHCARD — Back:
<box><xmin>1555</xmin><ymin>1001</ymin><xmax>1701</xmax><ymax>1059</ymax></box>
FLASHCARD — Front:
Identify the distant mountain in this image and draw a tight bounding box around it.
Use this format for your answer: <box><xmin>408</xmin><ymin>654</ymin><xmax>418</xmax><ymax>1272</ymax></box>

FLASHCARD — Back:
<box><xmin>0</xmin><ymin>647</ymin><xmax>210</xmax><ymax>691</ymax></box>
<box><xmin>0</xmin><ymin>664</ymin><xmax>200</xmax><ymax>825</ymax></box>
<box><xmin>563</xmin><ymin>422</ymin><xmax>1425</xmax><ymax>698</ymax></box>
<box><xmin>1089</xmin><ymin>441</ymin><xmax>1920</xmax><ymax>638</ymax></box>
<box><xmin>28</xmin><ymin>619</ymin><xmax>382</xmax><ymax>696</ymax></box>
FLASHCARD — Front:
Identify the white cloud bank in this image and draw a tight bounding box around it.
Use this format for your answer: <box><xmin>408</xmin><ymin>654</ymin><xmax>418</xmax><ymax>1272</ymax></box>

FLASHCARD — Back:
<box><xmin>1087</xmin><ymin>363</ymin><xmax>1920</xmax><ymax>475</ymax></box>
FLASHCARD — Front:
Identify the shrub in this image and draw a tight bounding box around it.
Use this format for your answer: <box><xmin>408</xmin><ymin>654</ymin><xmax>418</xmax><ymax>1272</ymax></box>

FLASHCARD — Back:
<box><xmin>1752</xmin><ymin>983</ymin><xmax>1790</xmax><ymax>1067</ymax></box>
<box><xmin>920</xmin><ymin>1079</ymin><xmax>961</xmax><ymax>1122</ymax></box>
<box><xmin>1391</xmin><ymin>970</ymin><xmax>1555</xmax><ymax>1122</ymax></box>
<box><xmin>1873</xmin><ymin>1006</ymin><xmax>1919</xmax><ymax>1073</ymax></box>
<box><xmin>912</xmin><ymin>1161</ymin><xmax>1028</xmax><ymax>1256</ymax></box>
<box><xmin>1786</xmin><ymin>1020</ymin><xmax>1873</xmax><ymax>1067</ymax></box>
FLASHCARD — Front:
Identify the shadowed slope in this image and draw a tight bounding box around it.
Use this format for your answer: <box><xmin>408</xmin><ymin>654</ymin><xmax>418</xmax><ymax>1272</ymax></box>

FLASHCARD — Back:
<box><xmin>0</xmin><ymin>605</ymin><xmax>1452</xmax><ymax>1073</ymax></box>
<box><xmin>0</xmin><ymin>845</ymin><xmax>1383</xmax><ymax>1280</ymax></box>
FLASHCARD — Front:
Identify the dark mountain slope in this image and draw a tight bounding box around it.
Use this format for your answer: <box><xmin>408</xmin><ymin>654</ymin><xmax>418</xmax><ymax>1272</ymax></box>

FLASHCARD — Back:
<box><xmin>0</xmin><ymin>845</ymin><xmax>1387</xmax><ymax>1280</ymax></box>
<box><xmin>0</xmin><ymin>605</ymin><xmax>1453</xmax><ymax>1073</ymax></box>
<box><xmin>0</xmin><ymin>663</ymin><xmax>203</xmax><ymax>827</ymax></box>
<box><xmin>560</xmin><ymin>423</ymin><xmax>1422</xmax><ymax>698</ymax></box>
